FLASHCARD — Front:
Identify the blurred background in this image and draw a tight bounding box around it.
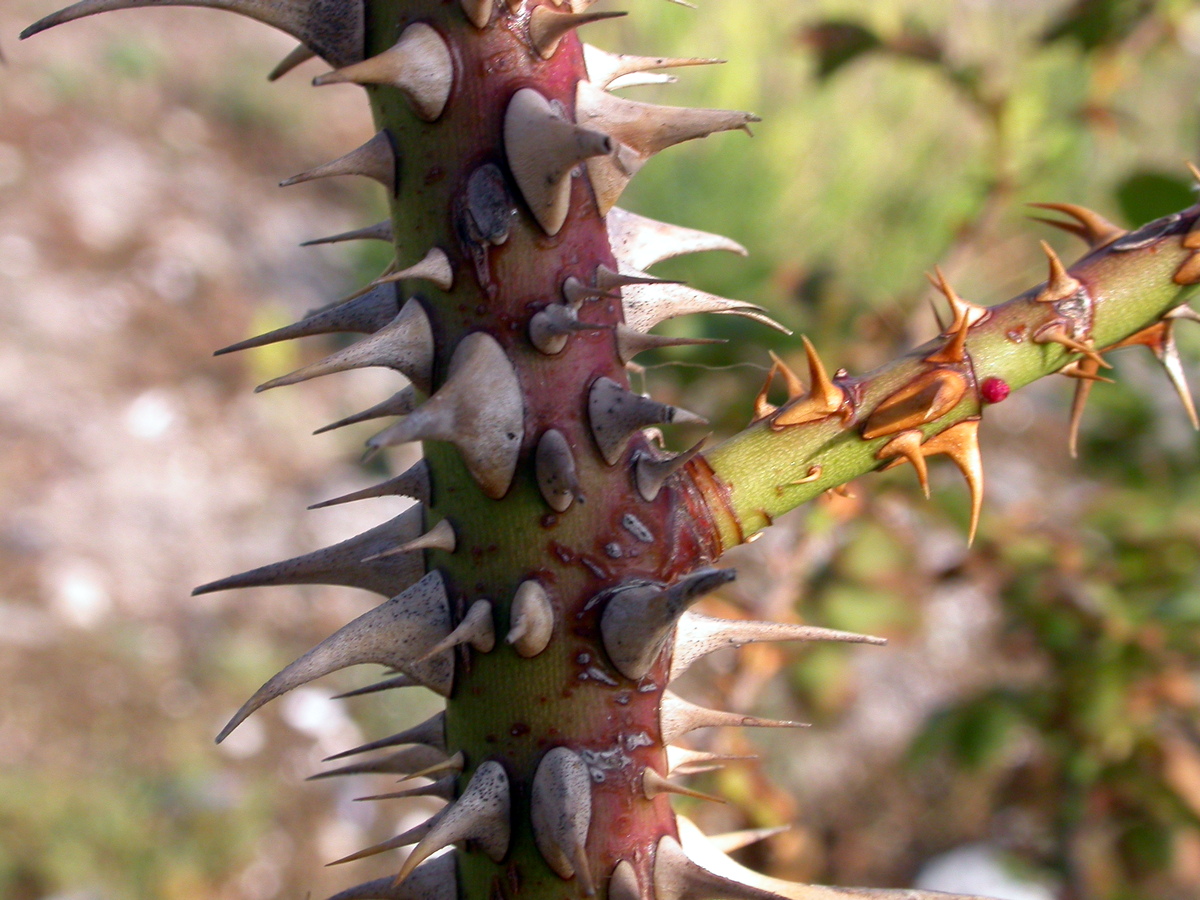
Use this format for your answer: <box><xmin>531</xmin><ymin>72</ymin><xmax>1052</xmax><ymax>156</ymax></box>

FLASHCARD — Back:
<box><xmin>3</xmin><ymin>1</ymin><xmax>1200</xmax><ymax>898</ymax></box>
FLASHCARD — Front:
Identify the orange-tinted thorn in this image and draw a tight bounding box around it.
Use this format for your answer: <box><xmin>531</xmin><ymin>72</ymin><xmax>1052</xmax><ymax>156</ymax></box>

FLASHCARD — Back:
<box><xmin>1173</xmin><ymin>252</ymin><xmax>1200</xmax><ymax>286</ymax></box>
<box><xmin>924</xmin><ymin>310</ymin><xmax>971</xmax><ymax>365</ymax></box>
<box><xmin>1028</xmin><ymin>202</ymin><xmax>1126</xmax><ymax>250</ymax></box>
<box><xmin>922</xmin><ymin>419</ymin><xmax>983</xmax><ymax>546</ymax></box>
<box><xmin>772</xmin><ymin>337</ymin><xmax>847</xmax><ymax>427</ymax></box>
<box><xmin>1115</xmin><ymin>321</ymin><xmax>1199</xmax><ymax>430</ymax></box>
<box><xmin>1035</xmin><ymin>322</ymin><xmax>1111</xmax><ymax>370</ymax></box>
<box><xmin>861</xmin><ymin>368</ymin><xmax>969</xmax><ymax>440</ymax></box>
<box><xmin>1060</xmin><ymin>359</ymin><xmax>1115</xmax><ymax>385</ymax></box>
<box><xmin>927</xmin><ymin>266</ymin><xmax>988</xmax><ymax>332</ymax></box>
<box><xmin>1036</xmin><ymin>241</ymin><xmax>1082</xmax><ymax>303</ymax></box>
<box><xmin>768</xmin><ymin>351</ymin><xmax>806</xmax><ymax>399</ymax></box>
<box><xmin>1065</xmin><ymin>357</ymin><xmax>1103</xmax><ymax>458</ymax></box>
<box><xmin>876</xmin><ymin>430</ymin><xmax>930</xmax><ymax>498</ymax></box>
<box><xmin>752</xmin><ymin>360</ymin><xmax>780</xmax><ymax>421</ymax></box>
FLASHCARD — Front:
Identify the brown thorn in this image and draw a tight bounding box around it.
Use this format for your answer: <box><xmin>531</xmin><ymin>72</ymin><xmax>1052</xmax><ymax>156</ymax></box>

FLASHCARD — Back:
<box><xmin>1027</xmin><ymin>202</ymin><xmax>1126</xmax><ymax>249</ymax></box>
<box><xmin>1066</xmin><ymin>358</ymin><xmax>1101</xmax><ymax>458</ymax></box>
<box><xmin>771</xmin><ymin>337</ymin><xmax>846</xmax><ymax>427</ymax></box>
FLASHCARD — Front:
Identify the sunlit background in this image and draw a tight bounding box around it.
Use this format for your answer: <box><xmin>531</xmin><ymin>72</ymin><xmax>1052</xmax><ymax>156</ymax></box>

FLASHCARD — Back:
<box><xmin>4</xmin><ymin>1</ymin><xmax>1200</xmax><ymax>898</ymax></box>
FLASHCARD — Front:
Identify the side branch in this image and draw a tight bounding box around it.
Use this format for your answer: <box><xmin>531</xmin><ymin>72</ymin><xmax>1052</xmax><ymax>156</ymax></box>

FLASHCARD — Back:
<box><xmin>700</xmin><ymin>203</ymin><xmax>1200</xmax><ymax>549</ymax></box>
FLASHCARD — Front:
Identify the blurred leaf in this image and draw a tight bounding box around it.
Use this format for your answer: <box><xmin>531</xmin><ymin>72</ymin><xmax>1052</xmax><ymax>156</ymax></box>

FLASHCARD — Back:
<box><xmin>797</xmin><ymin>21</ymin><xmax>882</xmax><ymax>80</ymax></box>
<box><xmin>1115</xmin><ymin>171</ymin><xmax>1195</xmax><ymax>226</ymax></box>
<box><xmin>1042</xmin><ymin>0</ymin><xmax>1158</xmax><ymax>51</ymax></box>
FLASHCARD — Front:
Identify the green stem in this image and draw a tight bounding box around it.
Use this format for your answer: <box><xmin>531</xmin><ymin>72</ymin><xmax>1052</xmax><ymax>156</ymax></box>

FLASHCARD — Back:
<box><xmin>703</xmin><ymin>209</ymin><xmax>1200</xmax><ymax>546</ymax></box>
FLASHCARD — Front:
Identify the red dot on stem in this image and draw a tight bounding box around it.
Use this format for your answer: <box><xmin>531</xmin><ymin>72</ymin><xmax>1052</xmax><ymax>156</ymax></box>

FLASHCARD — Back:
<box><xmin>981</xmin><ymin>377</ymin><xmax>1010</xmax><ymax>404</ymax></box>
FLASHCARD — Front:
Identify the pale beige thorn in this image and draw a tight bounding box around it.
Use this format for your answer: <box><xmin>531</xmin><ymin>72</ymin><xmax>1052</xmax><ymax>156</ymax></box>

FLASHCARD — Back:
<box><xmin>323</xmin><ymin>851</ymin><xmax>458</xmax><ymax>900</ymax></box>
<box><xmin>620</xmin><ymin>279</ymin><xmax>784</xmax><ymax>335</ymax></box>
<box><xmin>922</xmin><ymin>419</ymin><xmax>984</xmax><ymax>547</ymax></box>
<box><xmin>314</xmin><ymin>23</ymin><xmax>453</xmax><ymax>121</ymax></box>
<box><xmin>563</xmin><ymin>276</ymin><xmax>616</xmax><ymax>306</ymax></box>
<box><xmin>1033</xmin><ymin>322</ymin><xmax>1111</xmax><ymax>370</ymax></box>
<box><xmin>215</xmin><ymin>571</ymin><xmax>454</xmax><ymax>742</ymax></box>
<box><xmin>666</xmin><ymin>747</ymin><xmax>757</xmax><ymax>776</ymax></box>
<box><xmin>333</xmin><ymin>672</ymin><xmax>419</xmax><ymax>700</ymax></box>
<box><xmin>324</xmin><ymin>711</ymin><xmax>447</xmax><ymax>760</ymax></box>
<box><xmin>193</xmin><ymin>505</ymin><xmax>424</xmax><ymax>599</ymax></box>
<box><xmin>616</xmin><ymin>325</ymin><xmax>723</xmax><ymax>364</ymax></box>
<box><xmin>602</xmin><ymin>569</ymin><xmax>737</xmax><ymax>681</ymax></box>
<box><xmin>705</xmin><ymin>827</ymin><xmax>790</xmax><ymax>855</ymax></box>
<box><xmin>255</xmin><ymin>297</ymin><xmax>435</xmax><ymax>394</ymax></box>
<box><xmin>634</xmin><ymin>437</ymin><xmax>706</xmax><ymax>502</ymax></box>
<box><xmin>771</xmin><ymin>337</ymin><xmax>846</xmax><ymax>427</ymax></box>
<box><xmin>375</xmin><ymin>248</ymin><xmax>454</xmax><ymax>292</ymax></box>
<box><xmin>504</xmin><ymin>88</ymin><xmax>614</xmax><ymax>236</ymax></box>
<box><xmin>529</xmin><ymin>7</ymin><xmax>626</xmax><ymax>59</ymax></box>
<box><xmin>595</xmin><ymin>264</ymin><xmax>679</xmax><ymax>291</ymax></box>
<box><xmin>309</xmin><ymin>744</ymin><xmax>448</xmax><ymax>781</ymax></box>
<box><xmin>642</xmin><ymin>768</ymin><xmax>725</xmax><ymax>804</ymax></box>
<box><xmin>609</xmin><ymin>860</ymin><xmax>642</xmax><ymax>900</ymax></box>
<box><xmin>355</xmin><ymin>775</ymin><xmax>457</xmax><ymax>803</ymax></box>
<box><xmin>660</xmin><ymin>692</ymin><xmax>807</xmax><ymax>745</ymax></box>
<box><xmin>506</xmin><ymin>580</ymin><xmax>555</xmax><ymax>657</ymax></box>
<box><xmin>21</xmin><ymin>0</ymin><xmax>366</xmax><ymax>70</ymax></box>
<box><xmin>397</xmin><ymin>750</ymin><xmax>466</xmax><ymax>785</ymax></box>
<box><xmin>607</xmin><ymin>72</ymin><xmax>677</xmax><ymax>90</ymax></box>
<box><xmin>460</xmin><ymin>0</ymin><xmax>492</xmax><ymax>27</ymax></box>
<box><xmin>1188</xmin><ymin>161</ymin><xmax>1200</xmax><ymax>186</ymax></box>
<box><xmin>1035</xmin><ymin>240</ymin><xmax>1082</xmax><ymax>303</ymax></box>
<box><xmin>675</xmin><ymin>817</ymin><xmax>995</xmax><ymax>900</ymax></box>
<box><xmin>606</xmin><ymin>207</ymin><xmax>747</xmax><ymax>271</ymax></box>
<box><xmin>1156</xmin><ymin>328</ymin><xmax>1200</xmax><ymax>430</ymax></box>
<box><xmin>535</xmin><ymin>429</ymin><xmax>580</xmax><ymax>513</ymax></box>
<box><xmin>328</xmin><ymin>810</ymin><xmax>445</xmax><ymax>866</ymax></box>
<box><xmin>530</xmin><ymin>304</ymin><xmax>608</xmax><ymax>355</ymax></box>
<box><xmin>531</xmin><ymin>748</ymin><xmax>595</xmax><ymax>894</ymax></box>
<box><xmin>876</xmin><ymin>430</ymin><xmax>930</xmax><ymax>497</ymax></box>
<box><xmin>582</xmin><ymin>44</ymin><xmax>722</xmax><ymax>90</ymax></box>
<box><xmin>313</xmin><ymin>386</ymin><xmax>417</xmax><ymax>435</ymax></box>
<box><xmin>302</xmin><ymin>220</ymin><xmax>394</xmax><ymax>246</ymax></box>
<box><xmin>1166</xmin><ymin>304</ymin><xmax>1200</xmax><ymax>324</ymax></box>
<box><xmin>364</xmin><ymin>518</ymin><xmax>456</xmax><ymax>562</ymax></box>
<box><xmin>269</xmin><ymin>43</ymin><xmax>315</xmax><ymax>81</ymax></box>
<box><xmin>281</xmin><ymin>131</ymin><xmax>397</xmax><ymax>194</ymax></box>
<box><xmin>653</xmin><ymin>834</ymin><xmax>784</xmax><ymax>900</ymax></box>
<box><xmin>361</xmin><ymin>332</ymin><xmax>524</xmax><ymax>499</ymax></box>
<box><xmin>669</xmin><ymin>610</ymin><xmax>886</xmax><ymax>682</ymax></box>
<box><xmin>589</xmin><ymin>376</ymin><xmax>707</xmax><ymax>465</ymax></box>
<box><xmin>394</xmin><ymin>761</ymin><xmax>511</xmax><ymax>886</ymax></box>
<box><xmin>419</xmin><ymin>600</ymin><xmax>495</xmax><ymax>661</ymax></box>
<box><xmin>576</xmin><ymin>80</ymin><xmax>757</xmax><ymax>213</ymax></box>
<box><xmin>1028</xmin><ymin>202</ymin><xmax>1126</xmax><ymax>249</ymax></box>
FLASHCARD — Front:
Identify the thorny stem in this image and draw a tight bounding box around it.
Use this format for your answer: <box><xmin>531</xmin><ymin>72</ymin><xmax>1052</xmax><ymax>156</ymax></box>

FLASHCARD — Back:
<box><xmin>702</xmin><ymin>208</ymin><xmax>1200</xmax><ymax>547</ymax></box>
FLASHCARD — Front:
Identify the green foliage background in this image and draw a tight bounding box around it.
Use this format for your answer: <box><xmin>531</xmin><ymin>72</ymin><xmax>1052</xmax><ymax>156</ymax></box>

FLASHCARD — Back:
<box><xmin>2</xmin><ymin>1</ymin><xmax>1200</xmax><ymax>899</ymax></box>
